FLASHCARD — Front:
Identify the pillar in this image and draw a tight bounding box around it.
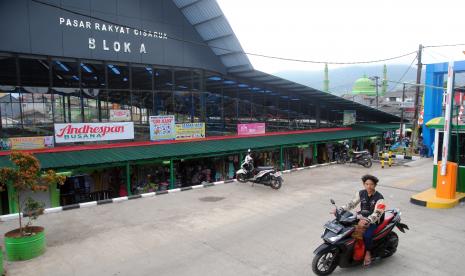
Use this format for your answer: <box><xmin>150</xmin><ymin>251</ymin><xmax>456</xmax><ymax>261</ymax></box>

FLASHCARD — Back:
<box><xmin>170</xmin><ymin>159</ymin><xmax>175</xmax><ymax>189</ymax></box>
<box><xmin>7</xmin><ymin>181</ymin><xmax>17</xmax><ymax>214</ymax></box>
<box><xmin>126</xmin><ymin>163</ymin><xmax>132</xmax><ymax>196</ymax></box>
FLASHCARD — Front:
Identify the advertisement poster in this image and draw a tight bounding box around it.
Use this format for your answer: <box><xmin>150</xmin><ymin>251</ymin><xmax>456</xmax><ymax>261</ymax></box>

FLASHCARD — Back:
<box><xmin>109</xmin><ymin>109</ymin><xmax>131</xmax><ymax>122</ymax></box>
<box><xmin>0</xmin><ymin>138</ymin><xmax>11</xmax><ymax>151</ymax></box>
<box><xmin>54</xmin><ymin>122</ymin><xmax>134</xmax><ymax>143</ymax></box>
<box><xmin>149</xmin><ymin>115</ymin><xmax>176</xmax><ymax>141</ymax></box>
<box><xmin>0</xmin><ymin>136</ymin><xmax>54</xmax><ymax>150</ymax></box>
<box><xmin>237</xmin><ymin>123</ymin><xmax>266</xmax><ymax>135</ymax></box>
<box><xmin>175</xmin><ymin>123</ymin><xmax>205</xmax><ymax>140</ymax></box>
<box><xmin>343</xmin><ymin>110</ymin><xmax>356</xmax><ymax>126</ymax></box>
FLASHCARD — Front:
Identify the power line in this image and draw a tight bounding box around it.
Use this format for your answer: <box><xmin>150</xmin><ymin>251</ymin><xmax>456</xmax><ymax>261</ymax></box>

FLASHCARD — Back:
<box><xmin>387</xmin><ymin>80</ymin><xmax>443</xmax><ymax>90</ymax></box>
<box><xmin>424</xmin><ymin>43</ymin><xmax>465</xmax><ymax>48</ymax></box>
<box><xmin>31</xmin><ymin>0</ymin><xmax>418</xmax><ymax>65</ymax></box>
<box><xmin>243</xmin><ymin>50</ymin><xmax>417</xmax><ymax>65</ymax></box>
<box><xmin>388</xmin><ymin>54</ymin><xmax>417</xmax><ymax>93</ymax></box>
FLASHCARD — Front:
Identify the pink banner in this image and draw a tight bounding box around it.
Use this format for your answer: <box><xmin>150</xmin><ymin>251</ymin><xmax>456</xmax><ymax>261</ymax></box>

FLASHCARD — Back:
<box><xmin>237</xmin><ymin>123</ymin><xmax>266</xmax><ymax>135</ymax></box>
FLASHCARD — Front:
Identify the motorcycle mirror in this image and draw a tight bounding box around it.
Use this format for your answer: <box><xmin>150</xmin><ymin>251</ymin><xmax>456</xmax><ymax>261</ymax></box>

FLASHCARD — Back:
<box><xmin>330</xmin><ymin>199</ymin><xmax>335</xmax><ymax>205</ymax></box>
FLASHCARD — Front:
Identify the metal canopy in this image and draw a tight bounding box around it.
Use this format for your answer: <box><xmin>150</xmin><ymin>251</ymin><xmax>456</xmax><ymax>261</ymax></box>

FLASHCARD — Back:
<box><xmin>231</xmin><ymin>69</ymin><xmax>400</xmax><ymax>122</ymax></box>
<box><xmin>173</xmin><ymin>0</ymin><xmax>253</xmax><ymax>74</ymax></box>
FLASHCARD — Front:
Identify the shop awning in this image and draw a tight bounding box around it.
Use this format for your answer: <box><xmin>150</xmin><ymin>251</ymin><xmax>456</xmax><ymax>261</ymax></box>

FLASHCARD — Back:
<box><xmin>0</xmin><ymin>128</ymin><xmax>382</xmax><ymax>170</ymax></box>
<box><xmin>426</xmin><ymin>116</ymin><xmax>465</xmax><ymax>130</ymax></box>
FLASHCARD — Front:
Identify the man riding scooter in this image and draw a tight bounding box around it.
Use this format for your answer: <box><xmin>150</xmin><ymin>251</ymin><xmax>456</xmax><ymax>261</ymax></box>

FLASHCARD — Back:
<box><xmin>244</xmin><ymin>148</ymin><xmax>254</xmax><ymax>172</ymax></box>
<box><xmin>332</xmin><ymin>174</ymin><xmax>386</xmax><ymax>267</ymax></box>
<box><xmin>236</xmin><ymin>149</ymin><xmax>283</xmax><ymax>189</ymax></box>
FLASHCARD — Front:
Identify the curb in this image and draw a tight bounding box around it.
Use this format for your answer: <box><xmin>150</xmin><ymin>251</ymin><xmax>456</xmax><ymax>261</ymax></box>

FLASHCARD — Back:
<box><xmin>410</xmin><ymin>188</ymin><xmax>465</xmax><ymax>209</ymax></box>
<box><xmin>391</xmin><ymin>154</ymin><xmax>421</xmax><ymax>161</ymax></box>
<box><xmin>410</xmin><ymin>196</ymin><xmax>465</xmax><ymax>209</ymax></box>
<box><xmin>0</xmin><ymin>162</ymin><xmax>337</xmax><ymax>222</ymax></box>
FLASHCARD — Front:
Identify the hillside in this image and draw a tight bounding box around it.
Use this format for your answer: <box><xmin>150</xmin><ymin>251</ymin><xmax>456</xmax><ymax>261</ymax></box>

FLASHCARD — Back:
<box><xmin>273</xmin><ymin>65</ymin><xmax>421</xmax><ymax>95</ymax></box>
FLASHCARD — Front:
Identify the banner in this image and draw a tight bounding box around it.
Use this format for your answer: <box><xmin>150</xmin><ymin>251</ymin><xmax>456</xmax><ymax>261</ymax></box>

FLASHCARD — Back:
<box><xmin>55</xmin><ymin>122</ymin><xmax>134</xmax><ymax>143</ymax></box>
<box><xmin>0</xmin><ymin>136</ymin><xmax>54</xmax><ymax>150</ymax></box>
<box><xmin>343</xmin><ymin>110</ymin><xmax>356</xmax><ymax>126</ymax></box>
<box><xmin>149</xmin><ymin>115</ymin><xmax>176</xmax><ymax>141</ymax></box>
<box><xmin>109</xmin><ymin>109</ymin><xmax>131</xmax><ymax>122</ymax></box>
<box><xmin>237</xmin><ymin>123</ymin><xmax>266</xmax><ymax>135</ymax></box>
<box><xmin>175</xmin><ymin>123</ymin><xmax>205</xmax><ymax>140</ymax></box>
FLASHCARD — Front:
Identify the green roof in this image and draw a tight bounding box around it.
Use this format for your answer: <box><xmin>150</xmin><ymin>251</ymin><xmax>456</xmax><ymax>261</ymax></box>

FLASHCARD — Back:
<box><xmin>0</xmin><ymin>129</ymin><xmax>382</xmax><ymax>170</ymax></box>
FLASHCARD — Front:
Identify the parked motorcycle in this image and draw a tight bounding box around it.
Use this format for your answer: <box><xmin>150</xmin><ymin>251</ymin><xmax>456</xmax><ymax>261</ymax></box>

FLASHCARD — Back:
<box><xmin>236</xmin><ymin>160</ymin><xmax>283</xmax><ymax>189</ymax></box>
<box><xmin>311</xmin><ymin>199</ymin><xmax>409</xmax><ymax>275</ymax></box>
<box><xmin>335</xmin><ymin>149</ymin><xmax>372</xmax><ymax>168</ymax></box>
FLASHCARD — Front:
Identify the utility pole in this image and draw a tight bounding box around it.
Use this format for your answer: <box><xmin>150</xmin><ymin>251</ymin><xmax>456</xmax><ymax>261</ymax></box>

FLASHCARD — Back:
<box><xmin>410</xmin><ymin>44</ymin><xmax>423</xmax><ymax>154</ymax></box>
<box><xmin>369</xmin><ymin>76</ymin><xmax>380</xmax><ymax>109</ymax></box>
<box><xmin>400</xmin><ymin>83</ymin><xmax>406</xmax><ymax>139</ymax></box>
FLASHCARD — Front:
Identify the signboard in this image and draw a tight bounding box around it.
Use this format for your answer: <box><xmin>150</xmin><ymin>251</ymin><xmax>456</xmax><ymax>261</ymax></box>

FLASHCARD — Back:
<box><xmin>343</xmin><ymin>110</ymin><xmax>356</xmax><ymax>126</ymax></box>
<box><xmin>401</xmin><ymin>101</ymin><xmax>414</xmax><ymax>108</ymax></box>
<box><xmin>237</xmin><ymin>123</ymin><xmax>266</xmax><ymax>135</ymax></box>
<box><xmin>0</xmin><ymin>1</ymin><xmax>224</xmax><ymax>73</ymax></box>
<box><xmin>110</xmin><ymin>109</ymin><xmax>131</xmax><ymax>122</ymax></box>
<box><xmin>0</xmin><ymin>136</ymin><xmax>54</xmax><ymax>150</ymax></box>
<box><xmin>54</xmin><ymin>122</ymin><xmax>134</xmax><ymax>143</ymax></box>
<box><xmin>175</xmin><ymin>123</ymin><xmax>205</xmax><ymax>140</ymax></box>
<box><xmin>149</xmin><ymin>115</ymin><xmax>176</xmax><ymax>141</ymax></box>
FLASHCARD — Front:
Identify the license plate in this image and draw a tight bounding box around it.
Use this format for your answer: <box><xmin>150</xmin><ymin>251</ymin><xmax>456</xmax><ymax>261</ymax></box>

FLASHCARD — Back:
<box><xmin>324</xmin><ymin>221</ymin><xmax>343</xmax><ymax>233</ymax></box>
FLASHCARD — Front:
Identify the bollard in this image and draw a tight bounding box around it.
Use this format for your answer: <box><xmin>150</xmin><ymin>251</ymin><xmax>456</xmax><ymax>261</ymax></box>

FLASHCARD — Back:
<box><xmin>379</xmin><ymin>151</ymin><xmax>385</xmax><ymax>168</ymax></box>
<box><xmin>388</xmin><ymin>151</ymin><xmax>393</xmax><ymax>167</ymax></box>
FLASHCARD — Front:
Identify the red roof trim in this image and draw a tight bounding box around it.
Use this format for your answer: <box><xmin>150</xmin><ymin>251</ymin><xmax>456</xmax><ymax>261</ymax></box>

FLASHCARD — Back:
<box><xmin>0</xmin><ymin>127</ymin><xmax>352</xmax><ymax>156</ymax></box>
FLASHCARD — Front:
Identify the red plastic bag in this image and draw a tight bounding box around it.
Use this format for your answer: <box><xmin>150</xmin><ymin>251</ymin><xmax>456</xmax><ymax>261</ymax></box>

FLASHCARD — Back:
<box><xmin>353</xmin><ymin>239</ymin><xmax>365</xmax><ymax>261</ymax></box>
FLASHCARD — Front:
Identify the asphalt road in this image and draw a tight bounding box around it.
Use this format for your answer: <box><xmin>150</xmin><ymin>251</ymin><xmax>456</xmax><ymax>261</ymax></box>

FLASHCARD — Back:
<box><xmin>1</xmin><ymin>158</ymin><xmax>464</xmax><ymax>276</ymax></box>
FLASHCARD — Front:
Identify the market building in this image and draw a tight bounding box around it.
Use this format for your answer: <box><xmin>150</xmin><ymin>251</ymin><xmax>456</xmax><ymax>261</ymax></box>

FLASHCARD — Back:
<box><xmin>0</xmin><ymin>0</ymin><xmax>399</xmax><ymax>215</ymax></box>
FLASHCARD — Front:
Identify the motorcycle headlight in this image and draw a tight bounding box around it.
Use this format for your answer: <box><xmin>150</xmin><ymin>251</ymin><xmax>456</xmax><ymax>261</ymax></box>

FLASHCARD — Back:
<box><xmin>325</xmin><ymin>229</ymin><xmax>353</xmax><ymax>243</ymax></box>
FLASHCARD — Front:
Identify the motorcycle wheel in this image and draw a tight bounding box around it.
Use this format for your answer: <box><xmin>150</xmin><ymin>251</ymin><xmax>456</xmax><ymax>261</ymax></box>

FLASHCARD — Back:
<box><xmin>340</xmin><ymin>156</ymin><xmax>347</xmax><ymax>164</ymax></box>
<box><xmin>362</xmin><ymin>158</ymin><xmax>372</xmax><ymax>168</ymax></box>
<box><xmin>236</xmin><ymin>173</ymin><xmax>247</xmax><ymax>183</ymax></box>
<box><xmin>312</xmin><ymin>249</ymin><xmax>338</xmax><ymax>276</ymax></box>
<box><xmin>270</xmin><ymin>177</ymin><xmax>282</xmax><ymax>190</ymax></box>
<box><xmin>381</xmin><ymin>232</ymin><xmax>399</xmax><ymax>258</ymax></box>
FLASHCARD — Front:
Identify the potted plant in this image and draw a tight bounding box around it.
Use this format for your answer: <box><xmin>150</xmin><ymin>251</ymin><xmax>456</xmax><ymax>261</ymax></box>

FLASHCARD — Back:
<box><xmin>0</xmin><ymin>152</ymin><xmax>65</xmax><ymax>261</ymax></box>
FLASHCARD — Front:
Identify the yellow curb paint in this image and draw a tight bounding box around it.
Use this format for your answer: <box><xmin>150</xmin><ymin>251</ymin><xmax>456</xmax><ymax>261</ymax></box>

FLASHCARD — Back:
<box><xmin>411</xmin><ymin>188</ymin><xmax>465</xmax><ymax>209</ymax></box>
<box><xmin>426</xmin><ymin>200</ymin><xmax>458</xmax><ymax>209</ymax></box>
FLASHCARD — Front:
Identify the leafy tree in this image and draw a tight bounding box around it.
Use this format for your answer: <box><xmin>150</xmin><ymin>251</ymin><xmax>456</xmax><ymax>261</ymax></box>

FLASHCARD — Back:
<box><xmin>0</xmin><ymin>152</ymin><xmax>65</xmax><ymax>236</ymax></box>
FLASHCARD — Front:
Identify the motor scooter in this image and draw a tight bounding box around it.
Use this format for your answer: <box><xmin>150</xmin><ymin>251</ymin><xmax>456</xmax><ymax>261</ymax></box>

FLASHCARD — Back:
<box><xmin>311</xmin><ymin>199</ymin><xmax>409</xmax><ymax>275</ymax></box>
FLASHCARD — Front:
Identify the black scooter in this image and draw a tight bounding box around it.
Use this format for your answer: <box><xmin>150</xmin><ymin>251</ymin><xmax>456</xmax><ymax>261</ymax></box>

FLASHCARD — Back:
<box><xmin>335</xmin><ymin>150</ymin><xmax>372</xmax><ymax>168</ymax></box>
<box><xmin>311</xmin><ymin>199</ymin><xmax>409</xmax><ymax>275</ymax></box>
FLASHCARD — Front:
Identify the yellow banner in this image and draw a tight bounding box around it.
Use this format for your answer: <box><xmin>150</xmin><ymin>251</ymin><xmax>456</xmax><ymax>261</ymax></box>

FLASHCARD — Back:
<box><xmin>9</xmin><ymin>136</ymin><xmax>53</xmax><ymax>150</ymax></box>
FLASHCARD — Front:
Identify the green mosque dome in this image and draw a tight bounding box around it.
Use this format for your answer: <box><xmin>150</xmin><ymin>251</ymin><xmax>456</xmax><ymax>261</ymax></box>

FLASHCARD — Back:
<box><xmin>352</xmin><ymin>75</ymin><xmax>376</xmax><ymax>96</ymax></box>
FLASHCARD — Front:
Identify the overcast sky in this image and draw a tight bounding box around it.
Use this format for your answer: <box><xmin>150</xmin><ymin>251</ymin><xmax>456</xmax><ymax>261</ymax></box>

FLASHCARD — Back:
<box><xmin>217</xmin><ymin>0</ymin><xmax>465</xmax><ymax>73</ymax></box>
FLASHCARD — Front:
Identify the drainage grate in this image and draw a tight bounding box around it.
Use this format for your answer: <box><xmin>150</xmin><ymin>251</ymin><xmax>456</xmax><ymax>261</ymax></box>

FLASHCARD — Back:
<box><xmin>199</xmin><ymin>196</ymin><xmax>225</xmax><ymax>202</ymax></box>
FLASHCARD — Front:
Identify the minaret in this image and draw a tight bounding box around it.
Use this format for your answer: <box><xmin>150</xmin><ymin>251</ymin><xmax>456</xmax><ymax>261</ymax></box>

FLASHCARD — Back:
<box><xmin>324</xmin><ymin>63</ymin><xmax>330</xmax><ymax>93</ymax></box>
<box><xmin>382</xmin><ymin>64</ymin><xmax>387</xmax><ymax>96</ymax></box>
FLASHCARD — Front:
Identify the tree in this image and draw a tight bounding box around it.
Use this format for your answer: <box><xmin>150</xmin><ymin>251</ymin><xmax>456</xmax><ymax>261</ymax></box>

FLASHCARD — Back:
<box><xmin>0</xmin><ymin>152</ymin><xmax>65</xmax><ymax>236</ymax></box>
